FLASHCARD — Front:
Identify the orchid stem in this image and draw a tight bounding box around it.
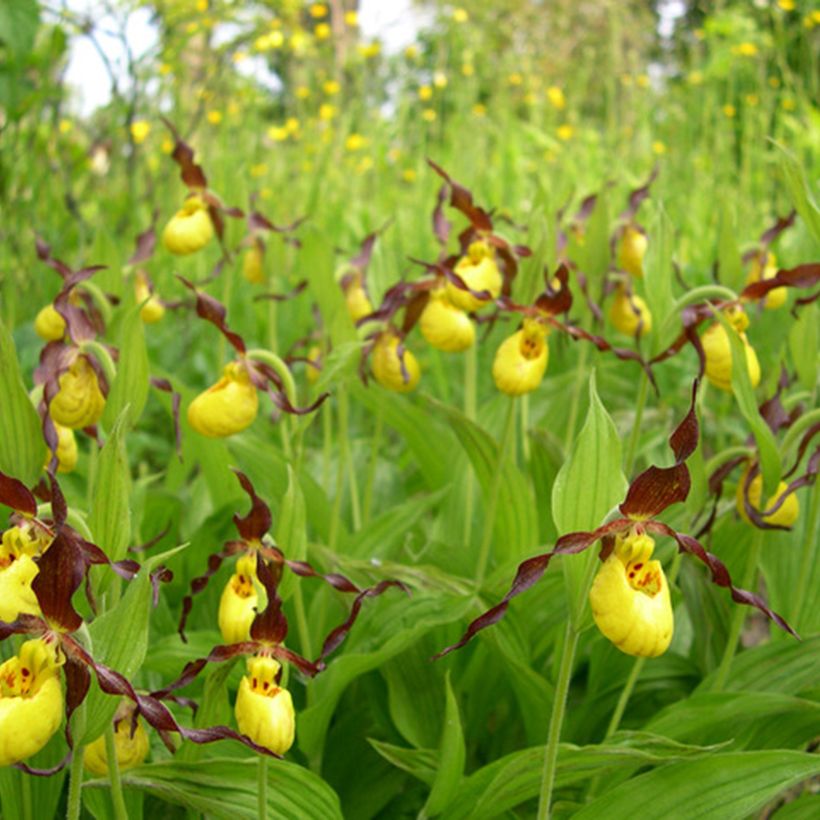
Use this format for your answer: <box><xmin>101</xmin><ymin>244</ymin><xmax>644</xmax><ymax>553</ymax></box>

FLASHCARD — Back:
<box><xmin>564</xmin><ymin>342</ymin><xmax>589</xmax><ymax>446</ymax></box>
<box><xmin>463</xmin><ymin>343</ymin><xmax>478</xmax><ymax>545</ymax></box>
<box><xmin>339</xmin><ymin>386</ymin><xmax>361</xmax><ymax>532</ymax></box>
<box><xmin>246</xmin><ymin>349</ymin><xmax>297</xmax><ymax>461</ymax></box>
<box><xmin>362</xmin><ymin>404</ymin><xmax>384</xmax><ymax>525</ymax></box>
<box><xmin>475</xmin><ymin>398</ymin><xmax>517</xmax><ymax>587</ymax></box>
<box><xmin>537</xmin><ymin>620</ymin><xmax>579</xmax><ymax>820</ymax></box>
<box><xmin>712</xmin><ymin>527</ymin><xmax>764</xmax><ymax>691</ymax></box>
<box><xmin>104</xmin><ymin>724</ymin><xmax>128</xmax><ymax>820</ymax></box>
<box><xmin>66</xmin><ymin>743</ymin><xmax>86</xmax><ymax>820</ymax></box>
<box><xmin>258</xmin><ymin>755</ymin><xmax>268</xmax><ymax>820</ymax></box>
<box><xmin>624</xmin><ymin>371</ymin><xmax>649</xmax><ymax>475</ymax></box>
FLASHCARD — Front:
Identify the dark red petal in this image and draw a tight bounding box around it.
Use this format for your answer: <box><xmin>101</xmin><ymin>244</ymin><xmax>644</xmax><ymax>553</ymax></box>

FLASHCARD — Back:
<box><xmin>177</xmin><ymin>550</ymin><xmax>231</xmax><ymax>641</ymax></box>
<box><xmin>669</xmin><ymin>380</ymin><xmax>700</xmax><ymax>463</ymax></box>
<box><xmin>647</xmin><ymin>521</ymin><xmax>798</xmax><ymax>637</ymax></box>
<box><xmin>426</xmin><ymin>159</ymin><xmax>494</xmax><ymax>232</ymax></box>
<box><xmin>232</xmin><ymin>471</ymin><xmax>272</xmax><ymax>541</ymax></box>
<box><xmin>0</xmin><ymin>470</ymin><xmax>37</xmax><ymax>515</ymax></box>
<box><xmin>63</xmin><ymin>656</ymin><xmax>92</xmax><ymax>740</ymax></box>
<box><xmin>534</xmin><ymin>263</ymin><xmax>573</xmax><ymax>316</ymax></box>
<box><xmin>127</xmin><ymin>217</ymin><xmax>158</xmax><ymax>266</ymax></box>
<box><xmin>162</xmin><ymin>118</ymin><xmax>208</xmax><ymax>189</ymax></box>
<box><xmin>177</xmin><ymin>276</ymin><xmax>246</xmax><ymax>354</ymax></box>
<box><xmin>741</xmin><ymin>262</ymin><xmax>820</xmax><ymax>301</ymax></box>
<box><xmin>619</xmin><ymin>464</ymin><xmax>691</xmax><ymax>520</ymax></box>
<box><xmin>31</xmin><ymin>532</ymin><xmax>85</xmax><ymax>632</ymax></box>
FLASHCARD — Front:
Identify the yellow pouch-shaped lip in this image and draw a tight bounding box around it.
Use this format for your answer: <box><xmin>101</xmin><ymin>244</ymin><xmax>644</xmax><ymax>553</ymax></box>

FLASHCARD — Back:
<box><xmin>492</xmin><ymin>320</ymin><xmax>549</xmax><ymax>396</ymax></box>
<box><xmin>372</xmin><ymin>333</ymin><xmax>420</xmax><ymax>393</ymax></box>
<box><xmin>447</xmin><ymin>241</ymin><xmax>502</xmax><ymax>312</ymax></box>
<box><xmin>736</xmin><ymin>470</ymin><xmax>799</xmax><ymax>528</ymax></box>
<box><xmin>420</xmin><ymin>293</ymin><xmax>475</xmax><ymax>352</ymax></box>
<box><xmin>187</xmin><ymin>361</ymin><xmax>259</xmax><ymax>438</ymax></box>
<box><xmin>162</xmin><ymin>196</ymin><xmax>214</xmax><ymax>256</ymax></box>
<box><xmin>235</xmin><ymin>656</ymin><xmax>295</xmax><ymax>755</ymax></box>
<box><xmin>49</xmin><ymin>354</ymin><xmax>106</xmax><ymax>429</ymax></box>
<box><xmin>609</xmin><ymin>287</ymin><xmax>652</xmax><ymax>337</ymax></box>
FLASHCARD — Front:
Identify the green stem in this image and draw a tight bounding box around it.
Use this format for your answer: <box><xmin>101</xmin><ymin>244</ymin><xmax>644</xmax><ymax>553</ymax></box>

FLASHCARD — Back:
<box><xmin>66</xmin><ymin>743</ymin><xmax>86</xmax><ymax>820</ymax></box>
<box><xmin>322</xmin><ymin>395</ymin><xmax>333</xmax><ymax>494</ymax></box>
<box><xmin>712</xmin><ymin>528</ymin><xmax>764</xmax><ymax>691</ymax></box>
<box><xmin>80</xmin><ymin>340</ymin><xmax>117</xmax><ymax>387</ymax></box>
<box><xmin>293</xmin><ymin>582</ymin><xmax>312</xmax><ymax>662</ymax></box>
<box><xmin>246</xmin><ymin>349</ymin><xmax>297</xmax><ymax>461</ymax></box>
<box><xmin>792</xmin><ymin>477</ymin><xmax>820</xmax><ymax>625</ymax></box>
<box><xmin>475</xmin><ymin>399</ymin><xmax>517</xmax><ymax>587</ymax></box>
<box><xmin>104</xmin><ymin>724</ymin><xmax>128</xmax><ymax>820</ymax></box>
<box><xmin>780</xmin><ymin>408</ymin><xmax>820</xmax><ymax>458</ymax></box>
<box><xmin>520</xmin><ymin>393</ymin><xmax>531</xmax><ymax>462</ymax></box>
<box><xmin>623</xmin><ymin>371</ymin><xmax>649</xmax><ymax>475</ymax></box>
<box><xmin>564</xmin><ymin>343</ymin><xmax>589</xmax><ymax>446</ymax></box>
<box><xmin>537</xmin><ymin>621</ymin><xmax>579</xmax><ymax>820</ymax></box>
<box><xmin>20</xmin><ymin>769</ymin><xmax>33</xmax><ymax>820</ymax></box>
<box><xmin>362</xmin><ymin>405</ymin><xmax>384</xmax><ymax>525</ymax></box>
<box><xmin>463</xmin><ymin>343</ymin><xmax>478</xmax><ymax>545</ymax></box>
<box><xmin>339</xmin><ymin>386</ymin><xmax>361</xmax><ymax>532</ymax></box>
<box><xmin>258</xmin><ymin>755</ymin><xmax>268</xmax><ymax>820</ymax></box>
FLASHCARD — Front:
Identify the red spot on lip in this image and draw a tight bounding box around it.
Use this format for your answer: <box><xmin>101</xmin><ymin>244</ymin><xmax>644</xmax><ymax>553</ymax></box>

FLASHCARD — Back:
<box><xmin>21</xmin><ymin>668</ymin><xmax>30</xmax><ymax>676</ymax></box>
<box><xmin>634</xmin><ymin>562</ymin><xmax>643</xmax><ymax>570</ymax></box>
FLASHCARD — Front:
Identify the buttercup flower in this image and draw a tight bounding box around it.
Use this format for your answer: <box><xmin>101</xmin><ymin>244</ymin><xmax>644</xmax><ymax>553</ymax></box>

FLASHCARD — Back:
<box><xmin>0</xmin><ymin>638</ymin><xmax>65</xmax><ymax>767</ymax></box>
<box><xmin>187</xmin><ymin>360</ymin><xmax>259</xmax><ymax>438</ymax></box>
<box><xmin>609</xmin><ymin>285</ymin><xmax>652</xmax><ymax>337</ymax></box>
<box><xmin>419</xmin><ymin>290</ymin><xmax>475</xmax><ymax>352</ymax></box>
<box><xmin>218</xmin><ymin>553</ymin><xmax>260</xmax><ymax>644</ymax></box>
<box><xmin>34</xmin><ymin>304</ymin><xmax>66</xmax><ymax>342</ymax></box>
<box><xmin>492</xmin><ymin>319</ymin><xmax>549</xmax><ymax>396</ymax></box>
<box><xmin>372</xmin><ymin>331</ymin><xmax>420</xmax><ymax>393</ymax></box>
<box><xmin>746</xmin><ymin>252</ymin><xmax>786</xmax><ymax>310</ymax></box>
<box><xmin>589</xmin><ymin>530</ymin><xmax>673</xmax><ymax>657</ymax></box>
<box><xmin>447</xmin><ymin>240</ymin><xmax>502</xmax><ymax>312</ymax></box>
<box><xmin>162</xmin><ymin>196</ymin><xmax>214</xmax><ymax>256</ymax></box>
<box><xmin>84</xmin><ymin>705</ymin><xmax>150</xmax><ymax>776</ymax></box>
<box><xmin>49</xmin><ymin>354</ymin><xmax>106</xmax><ymax>429</ymax></box>
<box><xmin>736</xmin><ymin>468</ymin><xmax>799</xmax><ymax>528</ymax></box>
<box><xmin>234</xmin><ymin>654</ymin><xmax>295</xmax><ymax>756</ymax></box>
<box><xmin>135</xmin><ymin>271</ymin><xmax>165</xmax><ymax>324</ymax></box>
<box><xmin>701</xmin><ymin>307</ymin><xmax>760</xmax><ymax>392</ymax></box>
<box><xmin>618</xmin><ymin>225</ymin><xmax>648</xmax><ymax>278</ymax></box>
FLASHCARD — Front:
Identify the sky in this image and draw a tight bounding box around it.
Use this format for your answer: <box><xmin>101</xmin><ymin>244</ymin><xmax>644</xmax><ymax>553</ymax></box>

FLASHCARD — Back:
<box><xmin>60</xmin><ymin>0</ymin><xmax>425</xmax><ymax>115</ymax></box>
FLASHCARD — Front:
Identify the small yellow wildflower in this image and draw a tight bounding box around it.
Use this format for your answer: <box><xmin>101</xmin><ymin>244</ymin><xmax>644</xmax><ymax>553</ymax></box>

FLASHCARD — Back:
<box><xmin>422</xmin><ymin>108</ymin><xmax>437</xmax><ymax>123</ymax></box>
<box><xmin>768</xmin><ymin>76</ymin><xmax>781</xmax><ymax>88</ymax></box>
<box><xmin>296</xmin><ymin>85</ymin><xmax>310</xmax><ymax>99</ymax></box>
<box><xmin>159</xmin><ymin>62</ymin><xmax>172</xmax><ymax>76</ymax></box>
<box><xmin>207</xmin><ymin>110</ymin><xmax>223</xmax><ymax>125</ymax></box>
<box><xmin>233</xmin><ymin>51</ymin><xmax>248</xmax><ymax>63</ymax></box>
<box><xmin>315</xmin><ymin>22</ymin><xmax>331</xmax><ymax>40</ymax></box>
<box><xmin>404</xmin><ymin>45</ymin><xmax>419</xmax><ymax>60</ymax></box>
<box><xmin>401</xmin><ymin>168</ymin><xmax>417</xmax><ymax>183</ymax></box>
<box><xmin>508</xmin><ymin>72</ymin><xmax>523</xmax><ymax>86</ymax></box>
<box><xmin>636</xmin><ymin>74</ymin><xmax>650</xmax><ymax>88</ymax></box>
<box><xmin>161</xmin><ymin>137</ymin><xmax>174</xmax><ymax>154</ymax></box>
<box><xmin>309</xmin><ymin>3</ymin><xmax>328</xmax><ymax>18</ymax></box>
<box><xmin>732</xmin><ymin>42</ymin><xmax>758</xmax><ymax>57</ymax></box>
<box><xmin>687</xmin><ymin>71</ymin><xmax>704</xmax><ymax>85</ymax></box>
<box><xmin>433</xmin><ymin>71</ymin><xmax>448</xmax><ymax>89</ymax></box>
<box><xmin>453</xmin><ymin>8</ymin><xmax>469</xmax><ymax>23</ymax></box>
<box><xmin>58</xmin><ymin>119</ymin><xmax>73</xmax><ymax>135</ymax></box>
<box><xmin>777</xmin><ymin>0</ymin><xmax>795</xmax><ymax>10</ymax></box>
<box><xmin>546</xmin><ymin>86</ymin><xmax>566</xmax><ymax>109</ymax></box>
<box><xmin>418</xmin><ymin>84</ymin><xmax>433</xmax><ymax>101</ymax></box>
<box><xmin>723</xmin><ymin>104</ymin><xmax>737</xmax><ymax>118</ymax></box>
<box><xmin>556</xmin><ymin>124</ymin><xmax>574</xmax><ymax>141</ymax></box>
<box><xmin>285</xmin><ymin>117</ymin><xmax>300</xmax><ymax>134</ymax></box>
<box><xmin>130</xmin><ymin>120</ymin><xmax>151</xmax><ymax>144</ymax></box>
<box><xmin>323</xmin><ymin>79</ymin><xmax>341</xmax><ymax>95</ymax></box>
<box><xmin>267</xmin><ymin>125</ymin><xmax>289</xmax><ymax>142</ymax></box>
<box><xmin>652</xmin><ymin>140</ymin><xmax>666</xmax><ymax>155</ymax></box>
<box><xmin>462</xmin><ymin>63</ymin><xmax>475</xmax><ymax>77</ymax></box>
<box><xmin>319</xmin><ymin>103</ymin><xmax>336</xmax><ymax>121</ymax></box>
<box><xmin>344</xmin><ymin>10</ymin><xmax>358</xmax><ymax>26</ymax></box>
<box><xmin>358</xmin><ymin>42</ymin><xmax>381</xmax><ymax>59</ymax></box>
<box><xmin>782</xmin><ymin>98</ymin><xmax>796</xmax><ymax>111</ymax></box>
<box><xmin>472</xmin><ymin>103</ymin><xmax>487</xmax><ymax>117</ymax></box>
<box><xmin>345</xmin><ymin>133</ymin><xmax>367</xmax><ymax>152</ymax></box>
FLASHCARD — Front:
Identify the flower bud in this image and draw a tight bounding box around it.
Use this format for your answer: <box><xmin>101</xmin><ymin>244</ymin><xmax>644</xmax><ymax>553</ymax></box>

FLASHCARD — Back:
<box><xmin>372</xmin><ymin>332</ymin><xmax>420</xmax><ymax>392</ymax></box>
<box><xmin>218</xmin><ymin>554</ymin><xmax>260</xmax><ymax>644</ymax></box>
<box><xmin>589</xmin><ymin>531</ymin><xmax>673</xmax><ymax>658</ymax></box>
<box><xmin>50</xmin><ymin>354</ymin><xmax>106</xmax><ymax>429</ymax></box>
<box><xmin>492</xmin><ymin>319</ymin><xmax>549</xmax><ymax>396</ymax></box>
<box><xmin>34</xmin><ymin>305</ymin><xmax>66</xmax><ymax>342</ymax></box>
<box><xmin>736</xmin><ymin>469</ymin><xmax>799</xmax><ymax>528</ymax></box>
<box><xmin>187</xmin><ymin>360</ymin><xmax>259</xmax><ymax>438</ymax></box>
<box><xmin>0</xmin><ymin>639</ymin><xmax>65</xmax><ymax>767</ymax></box>
<box><xmin>53</xmin><ymin>422</ymin><xmax>78</xmax><ymax>473</ymax></box>
<box><xmin>343</xmin><ymin>275</ymin><xmax>373</xmax><ymax>324</ymax></box>
<box><xmin>242</xmin><ymin>245</ymin><xmax>264</xmax><ymax>284</ymax></box>
<box><xmin>701</xmin><ymin>309</ymin><xmax>760</xmax><ymax>392</ymax></box>
<box><xmin>617</xmin><ymin>225</ymin><xmax>648</xmax><ymax>278</ymax></box>
<box><xmin>162</xmin><ymin>196</ymin><xmax>214</xmax><ymax>256</ymax></box>
<box><xmin>609</xmin><ymin>286</ymin><xmax>652</xmax><ymax>337</ymax></box>
<box><xmin>746</xmin><ymin>252</ymin><xmax>786</xmax><ymax>310</ymax></box>
<box><xmin>135</xmin><ymin>271</ymin><xmax>165</xmax><ymax>324</ymax></box>
<box><xmin>235</xmin><ymin>655</ymin><xmax>295</xmax><ymax>756</ymax></box>
<box><xmin>84</xmin><ymin>710</ymin><xmax>149</xmax><ymax>776</ymax></box>
<box><xmin>419</xmin><ymin>292</ymin><xmax>475</xmax><ymax>352</ymax></box>
<box><xmin>446</xmin><ymin>241</ymin><xmax>502</xmax><ymax>312</ymax></box>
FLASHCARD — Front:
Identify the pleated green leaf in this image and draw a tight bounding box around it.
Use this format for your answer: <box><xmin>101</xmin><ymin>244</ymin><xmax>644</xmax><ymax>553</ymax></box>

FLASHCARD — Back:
<box><xmin>103</xmin><ymin>304</ymin><xmax>149</xmax><ymax>429</ymax></box>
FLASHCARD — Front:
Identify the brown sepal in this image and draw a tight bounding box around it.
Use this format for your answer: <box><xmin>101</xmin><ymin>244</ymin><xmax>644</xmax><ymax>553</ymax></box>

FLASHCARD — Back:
<box><xmin>162</xmin><ymin>118</ymin><xmax>207</xmax><ymax>189</ymax></box>
<box><xmin>177</xmin><ymin>276</ymin><xmax>246</xmax><ymax>353</ymax></box>
<box><xmin>0</xmin><ymin>470</ymin><xmax>37</xmax><ymax>516</ymax></box>
<box><xmin>232</xmin><ymin>470</ymin><xmax>272</xmax><ymax>542</ymax></box>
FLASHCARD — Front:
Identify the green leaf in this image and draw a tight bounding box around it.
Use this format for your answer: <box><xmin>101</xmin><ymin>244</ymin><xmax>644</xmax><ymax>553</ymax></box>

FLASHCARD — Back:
<box><xmin>91</xmin><ymin>758</ymin><xmax>342</xmax><ymax>819</ymax></box>
<box><xmin>717</xmin><ymin>201</ymin><xmax>743</xmax><ymax>291</ymax></box>
<box><xmin>0</xmin><ymin>318</ymin><xmax>45</xmax><ymax>486</ymax></box>
<box><xmin>89</xmin><ymin>408</ymin><xmax>131</xmax><ymax>564</ymax></box>
<box><xmin>434</xmin><ymin>398</ymin><xmax>539</xmax><ymax>563</ymax></box>
<box><xmin>716</xmin><ymin>311</ymin><xmax>781</xmax><ymax>495</ymax></box>
<box><xmin>578</xmin><ymin>191</ymin><xmax>611</xmax><ymax>281</ymax></box>
<box><xmin>79</xmin><ymin>546</ymin><xmax>186</xmax><ymax>745</ymax></box>
<box><xmin>644</xmin><ymin>203</ymin><xmax>675</xmax><ymax>356</ymax></box>
<box><xmin>551</xmin><ymin>371</ymin><xmax>626</xmax><ymax>624</ymax></box>
<box><xmin>574</xmin><ymin>751</ymin><xmax>820</xmax><ymax>820</ymax></box>
<box><xmin>0</xmin><ymin>0</ymin><xmax>40</xmax><ymax>58</ymax></box>
<box><xmin>299</xmin><ymin>594</ymin><xmax>474</xmax><ymax>769</ymax></box>
<box><xmin>775</xmin><ymin>142</ymin><xmax>820</xmax><ymax>242</ymax></box>
<box><xmin>424</xmin><ymin>672</ymin><xmax>466</xmax><ymax>817</ymax></box>
<box><xmin>789</xmin><ymin>302</ymin><xmax>818</xmax><ymax>393</ymax></box>
<box><xmin>771</xmin><ymin>793</ymin><xmax>820</xmax><ymax>820</ymax></box>
<box><xmin>276</xmin><ymin>466</ymin><xmax>306</xmax><ymax>601</ymax></box>
<box><xmin>103</xmin><ymin>304</ymin><xmax>150</xmax><ymax>429</ymax></box>
<box><xmin>368</xmin><ymin>739</ymin><xmax>437</xmax><ymax>786</ymax></box>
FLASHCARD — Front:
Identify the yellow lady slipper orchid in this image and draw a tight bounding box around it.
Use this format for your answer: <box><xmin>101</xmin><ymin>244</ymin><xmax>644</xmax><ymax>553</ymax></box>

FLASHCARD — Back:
<box><xmin>618</xmin><ymin>225</ymin><xmax>648</xmax><ymax>278</ymax></box>
<box><xmin>0</xmin><ymin>522</ymin><xmax>54</xmax><ymax>622</ymax></box>
<box><xmin>343</xmin><ymin>274</ymin><xmax>374</xmax><ymax>323</ymax></box>
<box><xmin>446</xmin><ymin>241</ymin><xmax>503</xmax><ymax>312</ymax></box>
<box><xmin>306</xmin><ymin>345</ymin><xmax>322</xmax><ymax>385</ymax></box>
<box><xmin>84</xmin><ymin>710</ymin><xmax>149</xmax><ymax>776</ymax></box>
<box><xmin>492</xmin><ymin>319</ymin><xmax>549</xmax><ymax>396</ymax></box>
<box><xmin>609</xmin><ymin>286</ymin><xmax>652</xmax><ymax>337</ymax></box>
<box><xmin>187</xmin><ymin>360</ymin><xmax>259</xmax><ymax>438</ymax></box>
<box><xmin>701</xmin><ymin>308</ymin><xmax>760</xmax><ymax>392</ymax></box>
<box><xmin>50</xmin><ymin>354</ymin><xmax>106</xmax><ymax>429</ymax></box>
<box><xmin>419</xmin><ymin>291</ymin><xmax>475</xmax><ymax>352</ymax></box>
<box><xmin>736</xmin><ymin>470</ymin><xmax>799</xmax><ymax>527</ymax></box>
<box><xmin>53</xmin><ymin>422</ymin><xmax>78</xmax><ymax>473</ymax></box>
<box><xmin>34</xmin><ymin>304</ymin><xmax>66</xmax><ymax>342</ymax></box>
<box><xmin>235</xmin><ymin>655</ymin><xmax>295</xmax><ymax>755</ymax></box>
<box><xmin>242</xmin><ymin>245</ymin><xmax>264</xmax><ymax>284</ymax></box>
<box><xmin>162</xmin><ymin>196</ymin><xmax>214</xmax><ymax>256</ymax></box>
<box><xmin>135</xmin><ymin>271</ymin><xmax>165</xmax><ymax>324</ymax></box>
<box><xmin>372</xmin><ymin>332</ymin><xmax>420</xmax><ymax>392</ymax></box>
<box><xmin>0</xmin><ymin>639</ymin><xmax>65</xmax><ymax>767</ymax></box>
<box><xmin>589</xmin><ymin>531</ymin><xmax>673</xmax><ymax>658</ymax></box>
<box><xmin>746</xmin><ymin>252</ymin><xmax>786</xmax><ymax>310</ymax></box>
<box><xmin>218</xmin><ymin>554</ymin><xmax>260</xmax><ymax>644</ymax></box>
